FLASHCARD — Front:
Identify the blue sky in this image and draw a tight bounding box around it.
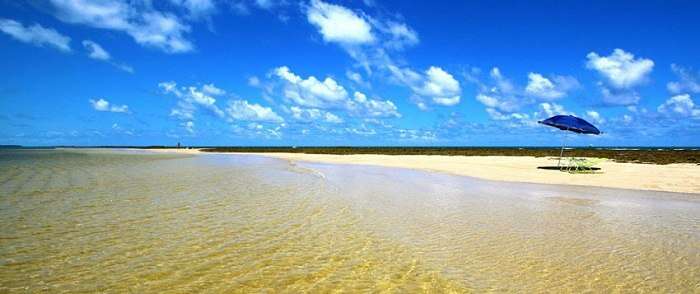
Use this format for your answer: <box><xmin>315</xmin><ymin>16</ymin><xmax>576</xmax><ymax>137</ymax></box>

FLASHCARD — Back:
<box><xmin>1</xmin><ymin>0</ymin><xmax>699</xmax><ymax>146</ymax></box>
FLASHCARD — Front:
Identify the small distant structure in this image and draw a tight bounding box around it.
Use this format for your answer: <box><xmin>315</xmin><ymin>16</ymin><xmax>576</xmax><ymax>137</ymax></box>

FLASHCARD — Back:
<box><xmin>177</xmin><ymin>142</ymin><xmax>181</xmax><ymax>149</ymax></box>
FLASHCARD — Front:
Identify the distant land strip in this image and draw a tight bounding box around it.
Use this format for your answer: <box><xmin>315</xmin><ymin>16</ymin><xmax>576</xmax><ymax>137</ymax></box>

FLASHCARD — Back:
<box><xmin>2</xmin><ymin>146</ymin><xmax>699</xmax><ymax>165</ymax></box>
<box><xmin>194</xmin><ymin>147</ymin><xmax>700</xmax><ymax>165</ymax></box>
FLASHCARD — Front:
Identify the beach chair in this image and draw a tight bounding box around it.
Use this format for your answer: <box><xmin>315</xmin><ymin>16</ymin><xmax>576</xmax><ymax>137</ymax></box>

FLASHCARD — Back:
<box><xmin>563</xmin><ymin>157</ymin><xmax>605</xmax><ymax>174</ymax></box>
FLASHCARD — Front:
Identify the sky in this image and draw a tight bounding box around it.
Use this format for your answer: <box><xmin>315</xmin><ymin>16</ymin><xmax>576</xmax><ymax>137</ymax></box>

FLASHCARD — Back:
<box><xmin>1</xmin><ymin>0</ymin><xmax>699</xmax><ymax>147</ymax></box>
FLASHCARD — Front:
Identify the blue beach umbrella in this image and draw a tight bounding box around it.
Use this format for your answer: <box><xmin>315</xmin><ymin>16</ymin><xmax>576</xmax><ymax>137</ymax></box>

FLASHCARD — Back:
<box><xmin>538</xmin><ymin>115</ymin><xmax>601</xmax><ymax>166</ymax></box>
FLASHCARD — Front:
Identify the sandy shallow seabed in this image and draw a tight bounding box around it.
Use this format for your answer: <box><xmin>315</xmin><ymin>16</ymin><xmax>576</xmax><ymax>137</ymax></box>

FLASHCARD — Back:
<box><xmin>145</xmin><ymin>148</ymin><xmax>700</xmax><ymax>194</ymax></box>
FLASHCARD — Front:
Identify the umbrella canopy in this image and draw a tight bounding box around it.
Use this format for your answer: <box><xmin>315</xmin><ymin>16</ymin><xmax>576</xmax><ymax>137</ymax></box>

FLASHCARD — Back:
<box><xmin>538</xmin><ymin>115</ymin><xmax>601</xmax><ymax>135</ymax></box>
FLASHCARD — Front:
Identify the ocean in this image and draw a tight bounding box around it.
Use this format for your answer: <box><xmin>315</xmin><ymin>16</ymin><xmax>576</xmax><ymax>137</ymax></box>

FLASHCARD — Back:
<box><xmin>0</xmin><ymin>149</ymin><xmax>698</xmax><ymax>292</ymax></box>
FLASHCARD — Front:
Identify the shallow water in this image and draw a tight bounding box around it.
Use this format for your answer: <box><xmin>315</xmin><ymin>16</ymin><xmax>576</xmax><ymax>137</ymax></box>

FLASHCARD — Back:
<box><xmin>0</xmin><ymin>149</ymin><xmax>698</xmax><ymax>292</ymax></box>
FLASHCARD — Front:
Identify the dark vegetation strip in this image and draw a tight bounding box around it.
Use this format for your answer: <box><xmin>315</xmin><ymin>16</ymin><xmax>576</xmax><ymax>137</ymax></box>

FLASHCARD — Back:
<box><xmin>4</xmin><ymin>146</ymin><xmax>698</xmax><ymax>165</ymax></box>
<box><xmin>197</xmin><ymin>147</ymin><xmax>700</xmax><ymax>165</ymax></box>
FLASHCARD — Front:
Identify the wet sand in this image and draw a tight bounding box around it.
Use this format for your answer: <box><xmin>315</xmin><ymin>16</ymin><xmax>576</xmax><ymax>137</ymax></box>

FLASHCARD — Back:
<box><xmin>148</xmin><ymin>148</ymin><xmax>700</xmax><ymax>194</ymax></box>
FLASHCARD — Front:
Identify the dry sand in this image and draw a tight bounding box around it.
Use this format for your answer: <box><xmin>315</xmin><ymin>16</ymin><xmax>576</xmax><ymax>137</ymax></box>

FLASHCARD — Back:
<box><xmin>147</xmin><ymin>148</ymin><xmax>700</xmax><ymax>194</ymax></box>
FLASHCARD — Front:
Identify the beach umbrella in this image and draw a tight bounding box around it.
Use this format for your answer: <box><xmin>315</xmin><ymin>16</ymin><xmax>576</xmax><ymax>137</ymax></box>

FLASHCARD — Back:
<box><xmin>538</xmin><ymin>115</ymin><xmax>601</xmax><ymax>166</ymax></box>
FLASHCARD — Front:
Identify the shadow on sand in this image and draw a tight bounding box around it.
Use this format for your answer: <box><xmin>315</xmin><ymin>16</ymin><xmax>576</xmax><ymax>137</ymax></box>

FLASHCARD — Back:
<box><xmin>537</xmin><ymin>166</ymin><xmax>602</xmax><ymax>171</ymax></box>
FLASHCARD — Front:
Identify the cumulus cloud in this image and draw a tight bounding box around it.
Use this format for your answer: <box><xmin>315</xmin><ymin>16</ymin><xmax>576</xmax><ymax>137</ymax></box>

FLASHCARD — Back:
<box><xmin>171</xmin><ymin>0</ymin><xmax>217</xmax><ymax>19</ymax></box>
<box><xmin>160</xmin><ymin>82</ymin><xmax>225</xmax><ymax>120</ymax></box>
<box><xmin>48</xmin><ymin>0</ymin><xmax>193</xmax><ymax>53</ymax></box>
<box><xmin>289</xmin><ymin>106</ymin><xmax>342</xmax><ymax>123</ymax></box>
<box><xmin>82</xmin><ymin>40</ymin><xmax>110</xmax><ymax>60</ymax></box>
<box><xmin>248</xmin><ymin>76</ymin><xmax>261</xmax><ymax>87</ymax></box>
<box><xmin>418</xmin><ymin>67</ymin><xmax>461</xmax><ymax>106</ymax></box>
<box><xmin>345</xmin><ymin>124</ymin><xmax>377</xmax><ymax>136</ymax></box>
<box><xmin>483</xmin><ymin>101</ymin><xmax>572</xmax><ymax>127</ymax></box>
<box><xmin>585</xmin><ymin>110</ymin><xmax>605</xmax><ymax>124</ymax></box>
<box><xmin>0</xmin><ymin>18</ymin><xmax>71</xmax><ymax>52</ymax></box>
<box><xmin>535</xmin><ymin>102</ymin><xmax>571</xmax><ymax>119</ymax></box>
<box><xmin>586</xmin><ymin>49</ymin><xmax>653</xmax><ymax>106</ymax></box>
<box><xmin>366</xmin><ymin>19</ymin><xmax>419</xmax><ymax>50</ymax></box>
<box><xmin>384</xmin><ymin>22</ymin><xmax>418</xmax><ymax>49</ymax></box>
<box><xmin>89</xmin><ymin>98</ymin><xmax>129</xmax><ymax>113</ymax></box>
<box><xmin>346</xmin><ymin>70</ymin><xmax>369</xmax><ymax>88</ymax></box>
<box><xmin>667</xmin><ymin>64</ymin><xmax>700</xmax><ymax>94</ymax></box>
<box><xmin>271</xmin><ymin>66</ymin><xmax>401</xmax><ymax>119</ymax></box>
<box><xmin>524</xmin><ymin>73</ymin><xmax>579</xmax><ymax>100</ymax></box>
<box><xmin>472</xmin><ymin>68</ymin><xmax>524</xmax><ymax>113</ymax></box>
<box><xmin>472</xmin><ymin>67</ymin><xmax>579</xmax><ymax>117</ymax></box>
<box><xmin>81</xmin><ymin>39</ymin><xmax>134</xmax><ymax>73</ymax></box>
<box><xmin>304</xmin><ymin>0</ymin><xmax>419</xmax><ymax>76</ymax></box>
<box><xmin>586</xmin><ymin>48</ymin><xmax>654</xmax><ymax>89</ymax></box>
<box><xmin>599</xmin><ymin>87</ymin><xmax>640</xmax><ymax>106</ymax></box>
<box><xmin>273</xmin><ymin>66</ymin><xmax>349</xmax><ymax>108</ymax></box>
<box><xmin>657</xmin><ymin>94</ymin><xmax>700</xmax><ymax>118</ymax></box>
<box><xmin>350</xmin><ymin>92</ymin><xmax>400</xmax><ymax>118</ymax></box>
<box><xmin>389</xmin><ymin>65</ymin><xmax>461</xmax><ymax>107</ymax></box>
<box><xmin>226</xmin><ymin>100</ymin><xmax>283</xmax><ymax>123</ymax></box>
<box><xmin>306</xmin><ymin>0</ymin><xmax>374</xmax><ymax>45</ymax></box>
<box><xmin>397</xmin><ymin>129</ymin><xmax>436</xmax><ymax>141</ymax></box>
<box><xmin>485</xmin><ymin>108</ymin><xmax>530</xmax><ymax>122</ymax></box>
<box><xmin>111</xmin><ymin>123</ymin><xmax>135</xmax><ymax>135</ymax></box>
<box><xmin>181</xmin><ymin>121</ymin><xmax>195</xmax><ymax>134</ymax></box>
<box><xmin>161</xmin><ymin>81</ymin><xmax>284</xmax><ymax>135</ymax></box>
<box><xmin>202</xmin><ymin>83</ymin><xmax>225</xmax><ymax>96</ymax></box>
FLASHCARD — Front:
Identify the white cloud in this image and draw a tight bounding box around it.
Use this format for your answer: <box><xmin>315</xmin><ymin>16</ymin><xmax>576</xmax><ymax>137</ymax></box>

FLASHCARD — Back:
<box><xmin>485</xmin><ymin>108</ymin><xmax>531</xmax><ymax>122</ymax></box>
<box><xmin>226</xmin><ymin>100</ymin><xmax>284</xmax><ymax>123</ymax></box>
<box><xmin>346</xmin><ymin>124</ymin><xmax>376</xmax><ymax>136</ymax></box>
<box><xmin>171</xmin><ymin>0</ymin><xmax>217</xmax><ymax>19</ymax></box>
<box><xmin>419</xmin><ymin>67</ymin><xmax>461</xmax><ymax>106</ymax></box>
<box><xmin>586</xmin><ymin>48</ymin><xmax>654</xmax><ymax>89</ymax></box>
<box><xmin>0</xmin><ymin>18</ymin><xmax>71</xmax><ymax>52</ymax></box>
<box><xmin>115</xmin><ymin>63</ymin><xmax>134</xmax><ymax>73</ymax></box>
<box><xmin>255</xmin><ymin>0</ymin><xmax>276</xmax><ymax>10</ymax></box>
<box><xmin>657</xmin><ymin>94</ymin><xmax>700</xmax><ymax>117</ymax></box>
<box><xmin>248</xmin><ymin>76</ymin><xmax>261</xmax><ymax>87</ymax></box>
<box><xmin>202</xmin><ymin>83</ymin><xmax>225</xmax><ymax>96</ymax></box>
<box><xmin>472</xmin><ymin>67</ymin><xmax>522</xmax><ymax>113</ymax></box>
<box><xmin>273</xmin><ymin>66</ymin><xmax>349</xmax><ymax>108</ymax></box>
<box><xmin>306</xmin><ymin>0</ymin><xmax>374</xmax><ymax>45</ymax></box>
<box><xmin>622</xmin><ymin>114</ymin><xmax>633</xmax><ymax>124</ymax></box>
<box><xmin>82</xmin><ymin>40</ymin><xmax>110</xmax><ymax>60</ymax></box>
<box><xmin>390</xmin><ymin>65</ymin><xmax>461</xmax><ymax>107</ymax></box>
<box><xmin>289</xmin><ymin>106</ymin><xmax>342</xmax><ymax>123</ymax></box>
<box><xmin>535</xmin><ymin>102</ymin><xmax>570</xmax><ymax>118</ymax></box>
<box><xmin>473</xmin><ymin>67</ymin><xmax>579</xmax><ymax>115</ymax></box>
<box><xmin>397</xmin><ymin>129</ymin><xmax>436</xmax><ymax>141</ymax></box>
<box><xmin>111</xmin><ymin>123</ymin><xmax>135</xmax><ymax>135</ymax></box>
<box><xmin>600</xmin><ymin>87</ymin><xmax>640</xmax><ymax>106</ymax></box>
<box><xmin>160</xmin><ymin>82</ymin><xmax>224</xmax><ymax>119</ymax></box>
<box><xmin>585</xmin><ymin>110</ymin><xmax>605</xmax><ymax>124</ymax></box>
<box><xmin>271</xmin><ymin>66</ymin><xmax>401</xmax><ymax>119</ymax></box>
<box><xmin>346</xmin><ymin>70</ymin><xmax>369</xmax><ymax>87</ymax></box>
<box><xmin>351</xmin><ymin>92</ymin><xmax>400</xmax><ymax>118</ymax></box>
<box><xmin>82</xmin><ymin>39</ymin><xmax>134</xmax><ymax>73</ymax></box>
<box><xmin>48</xmin><ymin>0</ymin><xmax>193</xmax><ymax>53</ymax></box>
<box><xmin>233</xmin><ymin>122</ymin><xmax>284</xmax><ymax>139</ymax></box>
<box><xmin>367</xmin><ymin>19</ymin><xmax>419</xmax><ymax>50</ymax></box>
<box><xmin>525</xmin><ymin>73</ymin><xmax>579</xmax><ymax>100</ymax></box>
<box><xmin>181</xmin><ymin>121</ymin><xmax>195</xmax><ymax>134</ymax></box>
<box><xmin>385</xmin><ymin>22</ymin><xmax>418</xmax><ymax>49</ymax></box>
<box><xmin>667</xmin><ymin>64</ymin><xmax>700</xmax><ymax>94</ymax></box>
<box><xmin>89</xmin><ymin>98</ymin><xmax>129</xmax><ymax>113</ymax></box>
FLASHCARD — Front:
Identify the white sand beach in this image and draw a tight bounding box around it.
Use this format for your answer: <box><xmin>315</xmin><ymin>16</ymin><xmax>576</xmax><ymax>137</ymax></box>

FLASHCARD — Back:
<box><xmin>147</xmin><ymin>149</ymin><xmax>700</xmax><ymax>194</ymax></box>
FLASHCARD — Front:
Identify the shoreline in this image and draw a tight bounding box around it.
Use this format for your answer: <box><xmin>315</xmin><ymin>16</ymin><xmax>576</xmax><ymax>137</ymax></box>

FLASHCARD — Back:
<box><xmin>146</xmin><ymin>148</ymin><xmax>700</xmax><ymax>194</ymax></box>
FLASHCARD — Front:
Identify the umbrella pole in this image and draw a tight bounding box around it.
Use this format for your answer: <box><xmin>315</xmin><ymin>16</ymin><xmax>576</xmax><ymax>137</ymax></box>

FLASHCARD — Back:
<box><xmin>558</xmin><ymin>131</ymin><xmax>565</xmax><ymax>167</ymax></box>
<box><xmin>558</xmin><ymin>144</ymin><xmax>564</xmax><ymax>167</ymax></box>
